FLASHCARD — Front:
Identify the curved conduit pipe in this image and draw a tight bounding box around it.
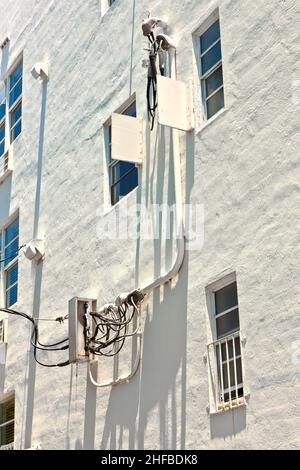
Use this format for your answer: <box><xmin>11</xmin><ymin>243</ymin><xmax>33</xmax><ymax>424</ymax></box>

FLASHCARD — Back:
<box><xmin>89</xmin><ymin>44</ymin><xmax>186</xmax><ymax>388</ymax></box>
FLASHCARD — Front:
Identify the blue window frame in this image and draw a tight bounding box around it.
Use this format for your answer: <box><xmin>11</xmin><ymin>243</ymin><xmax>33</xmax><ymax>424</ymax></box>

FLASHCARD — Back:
<box><xmin>0</xmin><ymin>218</ymin><xmax>19</xmax><ymax>308</ymax></box>
<box><xmin>199</xmin><ymin>19</ymin><xmax>224</xmax><ymax>119</ymax></box>
<box><xmin>107</xmin><ymin>101</ymin><xmax>138</xmax><ymax>206</ymax></box>
<box><xmin>9</xmin><ymin>62</ymin><xmax>23</xmax><ymax>143</ymax></box>
<box><xmin>0</xmin><ymin>60</ymin><xmax>23</xmax><ymax>160</ymax></box>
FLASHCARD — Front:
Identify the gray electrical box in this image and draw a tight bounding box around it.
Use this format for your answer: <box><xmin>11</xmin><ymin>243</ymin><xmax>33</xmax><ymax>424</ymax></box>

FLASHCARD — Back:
<box><xmin>68</xmin><ymin>297</ymin><xmax>97</xmax><ymax>364</ymax></box>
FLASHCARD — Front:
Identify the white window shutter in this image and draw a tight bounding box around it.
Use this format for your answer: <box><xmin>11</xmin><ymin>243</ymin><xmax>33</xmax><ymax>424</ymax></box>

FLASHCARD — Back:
<box><xmin>111</xmin><ymin>113</ymin><xmax>143</xmax><ymax>164</ymax></box>
<box><xmin>157</xmin><ymin>76</ymin><xmax>194</xmax><ymax>131</ymax></box>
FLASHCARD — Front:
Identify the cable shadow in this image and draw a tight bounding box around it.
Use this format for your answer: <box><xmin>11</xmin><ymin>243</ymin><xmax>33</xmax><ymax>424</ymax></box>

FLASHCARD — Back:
<box><xmin>24</xmin><ymin>260</ymin><xmax>43</xmax><ymax>449</ymax></box>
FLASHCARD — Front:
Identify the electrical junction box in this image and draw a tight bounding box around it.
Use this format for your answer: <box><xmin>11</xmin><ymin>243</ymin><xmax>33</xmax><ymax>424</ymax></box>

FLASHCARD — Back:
<box><xmin>111</xmin><ymin>113</ymin><xmax>143</xmax><ymax>165</ymax></box>
<box><xmin>157</xmin><ymin>75</ymin><xmax>194</xmax><ymax>132</ymax></box>
<box><xmin>68</xmin><ymin>297</ymin><xmax>97</xmax><ymax>364</ymax></box>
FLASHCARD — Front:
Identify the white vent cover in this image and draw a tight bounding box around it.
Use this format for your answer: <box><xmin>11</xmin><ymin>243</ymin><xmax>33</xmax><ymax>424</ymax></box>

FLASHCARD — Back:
<box><xmin>157</xmin><ymin>75</ymin><xmax>194</xmax><ymax>132</ymax></box>
<box><xmin>111</xmin><ymin>113</ymin><xmax>143</xmax><ymax>164</ymax></box>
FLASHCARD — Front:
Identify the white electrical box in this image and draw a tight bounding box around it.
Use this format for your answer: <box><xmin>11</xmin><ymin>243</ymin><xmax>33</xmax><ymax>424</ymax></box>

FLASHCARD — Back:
<box><xmin>111</xmin><ymin>113</ymin><xmax>143</xmax><ymax>164</ymax></box>
<box><xmin>68</xmin><ymin>297</ymin><xmax>97</xmax><ymax>364</ymax></box>
<box><xmin>157</xmin><ymin>75</ymin><xmax>194</xmax><ymax>132</ymax></box>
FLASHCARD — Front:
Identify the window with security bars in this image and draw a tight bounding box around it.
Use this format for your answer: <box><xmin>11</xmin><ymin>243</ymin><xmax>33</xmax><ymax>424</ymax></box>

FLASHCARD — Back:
<box><xmin>207</xmin><ymin>279</ymin><xmax>244</xmax><ymax>412</ymax></box>
<box><xmin>106</xmin><ymin>101</ymin><xmax>138</xmax><ymax>206</ymax></box>
<box><xmin>0</xmin><ymin>61</ymin><xmax>23</xmax><ymax>161</ymax></box>
<box><xmin>199</xmin><ymin>19</ymin><xmax>224</xmax><ymax>120</ymax></box>
<box><xmin>0</xmin><ymin>395</ymin><xmax>14</xmax><ymax>449</ymax></box>
<box><xmin>0</xmin><ymin>218</ymin><xmax>19</xmax><ymax>308</ymax></box>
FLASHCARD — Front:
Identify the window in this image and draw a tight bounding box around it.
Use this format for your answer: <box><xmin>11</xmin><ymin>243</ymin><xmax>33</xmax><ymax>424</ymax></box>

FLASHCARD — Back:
<box><xmin>0</xmin><ymin>218</ymin><xmax>19</xmax><ymax>308</ymax></box>
<box><xmin>207</xmin><ymin>276</ymin><xmax>244</xmax><ymax>412</ymax></box>
<box><xmin>0</xmin><ymin>60</ymin><xmax>23</xmax><ymax>162</ymax></box>
<box><xmin>199</xmin><ymin>19</ymin><xmax>224</xmax><ymax>120</ymax></box>
<box><xmin>0</xmin><ymin>394</ymin><xmax>15</xmax><ymax>449</ymax></box>
<box><xmin>106</xmin><ymin>101</ymin><xmax>138</xmax><ymax>206</ymax></box>
<box><xmin>108</xmin><ymin>0</ymin><xmax>115</xmax><ymax>5</ymax></box>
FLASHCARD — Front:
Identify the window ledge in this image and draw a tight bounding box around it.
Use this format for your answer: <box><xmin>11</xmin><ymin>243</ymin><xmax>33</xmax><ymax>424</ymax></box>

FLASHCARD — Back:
<box><xmin>103</xmin><ymin>186</ymin><xmax>139</xmax><ymax>216</ymax></box>
<box><xmin>195</xmin><ymin>106</ymin><xmax>228</xmax><ymax>136</ymax></box>
<box><xmin>208</xmin><ymin>399</ymin><xmax>247</xmax><ymax>416</ymax></box>
<box><xmin>0</xmin><ymin>168</ymin><xmax>12</xmax><ymax>185</ymax></box>
<box><xmin>0</xmin><ymin>442</ymin><xmax>14</xmax><ymax>450</ymax></box>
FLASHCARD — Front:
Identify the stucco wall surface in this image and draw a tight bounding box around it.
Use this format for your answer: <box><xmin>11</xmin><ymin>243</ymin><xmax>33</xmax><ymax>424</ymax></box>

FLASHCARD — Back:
<box><xmin>0</xmin><ymin>0</ymin><xmax>299</xmax><ymax>450</ymax></box>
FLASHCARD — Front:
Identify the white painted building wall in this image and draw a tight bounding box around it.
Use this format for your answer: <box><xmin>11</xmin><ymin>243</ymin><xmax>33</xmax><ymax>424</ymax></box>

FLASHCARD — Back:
<box><xmin>0</xmin><ymin>0</ymin><xmax>299</xmax><ymax>450</ymax></box>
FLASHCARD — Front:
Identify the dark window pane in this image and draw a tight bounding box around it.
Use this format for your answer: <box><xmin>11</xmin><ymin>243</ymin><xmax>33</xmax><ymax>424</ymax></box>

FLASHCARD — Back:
<box><xmin>9</xmin><ymin>63</ymin><xmax>22</xmax><ymax>91</ymax></box>
<box><xmin>111</xmin><ymin>166</ymin><xmax>138</xmax><ymax>205</ymax></box>
<box><xmin>0</xmin><ymin>141</ymin><xmax>4</xmax><ymax>157</ymax></box>
<box><xmin>200</xmin><ymin>20</ymin><xmax>220</xmax><ymax>53</ymax></box>
<box><xmin>6</xmin><ymin>284</ymin><xmax>18</xmax><ymax>307</ymax></box>
<box><xmin>220</xmin><ymin>335</ymin><xmax>241</xmax><ymax>360</ymax></box>
<box><xmin>222</xmin><ymin>363</ymin><xmax>228</xmax><ymax>390</ymax></box>
<box><xmin>0</xmin><ymin>124</ymin><xmax>5</xmax><ymax>141</ymax></box>
<box><xmin>215</xmin><ymin>282</ymin><xmax>238</xmax><ymax>314</ymax></box>
<box><xmin>201</xmin><ymin>41</ymin><xmax>221</xmax><ymax>75</ymax></box>
<box><xmin>0</xmin><ymin>102</ymin><xmax>5</xmax><ymax>122</ymax></box>
<box><xmin>10</xmin><ymin>102</ymin><xmax>22</xmax><ymax>126</ymax></box>
<box><xmin>113</xmin><ymin>161</ymin><xmax>135</xmax><ymax>182</ymax></box>
<box><xmin>224</xmin><ymin>387</ymin><xmax>243</xmax><ymax>403</ymax></box>
<box><xmin>0</xmin><ymin>421</ymin><xmax>14</xmax><ymax>446</ymax></box>
<box><xmin>7</xmin><ymin>264</ymin><xmax>18</xmax><ymax>286</ymax></box>
<box><xmin>5</xmin><ymin>219</ymin><xmax>19</xmax><ymax>245</ymax></box>
<box><xmin>216</xmin><ymin>308</ymin><xmax>239</xmax><ymax>338</ymax></box>
<box><xmin>236</xmin><ymin>357</ymin><xmax>243</xmax><ymax>384</ymax></box>
<box><xmin>123</xmin><ymin>101</ymin><xmax>136</xmax><ymax>118</ymax></box>
<box><xmin>207</xmin><ymin>88</ymin><xmax>224</xmax><ymax>118</ymax></box>
<box><xmin>9</xmin><ymin>80</ymin><xmax>22</xmax><ymax>108</ymax></box>
<box><xmin>11</xmin><ymin>120</ymin><xmax>22</xmax><ymax>142</ymax></box>
<box><xmin>205</xmin><ymin>66</ymin><xmax>223</xmax><ymax>97</ymax></box>
<box><xmin>4</xmin><ymin>239</ymin><xmax>19</xmax><ymax>266</ymax></box>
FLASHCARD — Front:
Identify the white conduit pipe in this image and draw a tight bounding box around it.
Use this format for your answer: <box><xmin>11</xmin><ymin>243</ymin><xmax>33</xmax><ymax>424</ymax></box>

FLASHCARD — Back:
<box><xmin>89</xmin><ymin>328</ymin><xmax>142</xmax><ymax>388</ymax></box>
<box><xmin>89</xmin><ymin>46</ymin><xmax>185</xmax><ymax>388</ymax></box>
<box><xmin>142</xmin><ymin>47</ymin><xmax>185</xmax><ymax>295</ymax></box>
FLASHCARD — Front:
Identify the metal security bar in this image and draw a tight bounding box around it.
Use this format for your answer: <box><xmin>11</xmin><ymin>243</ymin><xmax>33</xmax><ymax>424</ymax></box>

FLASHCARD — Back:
<box><xmin>207</xmin><ymin>331</ymin><xmax>244</xmax><ymax>413</ymax></box>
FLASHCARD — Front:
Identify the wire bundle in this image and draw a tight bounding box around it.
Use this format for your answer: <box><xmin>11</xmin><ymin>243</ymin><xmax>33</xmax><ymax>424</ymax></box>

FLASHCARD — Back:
<box><xmin>0</xmin><ymin>307</ymin><xmax>69</xmax><ymax>368</ymax></box>
<box><xmin>87</xmin><ymin>294</ymin><xmax>142</xmax><ymax>358</ymax></box>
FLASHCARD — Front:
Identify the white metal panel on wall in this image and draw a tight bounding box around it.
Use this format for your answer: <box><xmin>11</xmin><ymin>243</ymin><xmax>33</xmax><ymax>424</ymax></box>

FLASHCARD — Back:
<box><xmin>157</xmin><ymin>76</ymin><xmax>194</xmax><ymax>131</ymax></box>
<box><xmin>111</xmin><ymin>113</ymin><xmax>143</xmax><ymax>164</ymax></box>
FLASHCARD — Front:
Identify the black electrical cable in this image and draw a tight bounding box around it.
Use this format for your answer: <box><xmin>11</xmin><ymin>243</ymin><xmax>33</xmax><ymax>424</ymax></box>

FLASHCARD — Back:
<box><xmin>0</xmin><ymin>307</ymin><xmax>70</xmax><ymax>368</ymax></box>
<box><xmin>86</xmin><ymin>293</ymin><xmax>141</xmax><ymax>358</ymax></box>
<box><xmin>0</xmin><ymin>245</ymin><xmax>25</xmax><ymax>264</ymax></box>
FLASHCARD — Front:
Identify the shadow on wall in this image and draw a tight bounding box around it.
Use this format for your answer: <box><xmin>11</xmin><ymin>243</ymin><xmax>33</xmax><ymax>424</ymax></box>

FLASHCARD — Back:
<box><xmin>210</xmin><ymin>406</ymin><xmax>247</xmax><ymax>439</ymax></box>
<box><xmin>21</xmin><ymin>79</ymin><xmax>48</xmax><ymax>450</ymax></box>
<box><xmin>95</xmin><ymin>119</ymin><xmax>194</xmax><ymax>450</ymax></box>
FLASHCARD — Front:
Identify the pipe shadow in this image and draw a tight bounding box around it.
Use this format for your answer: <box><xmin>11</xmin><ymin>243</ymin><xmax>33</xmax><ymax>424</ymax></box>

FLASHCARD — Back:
<box><xmin>23</xmin><ymin>79</ymin><xmax>48</xmax><ymax>449</ymax></box>
<box><xmin>98</xmin><ymin>121</ymin><xmax>193</xmax><ymax>449</ymax></box>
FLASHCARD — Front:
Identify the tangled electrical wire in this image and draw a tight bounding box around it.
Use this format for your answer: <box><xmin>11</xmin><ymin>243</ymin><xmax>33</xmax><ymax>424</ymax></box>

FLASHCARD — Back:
<box><xmin>0</xmin><ymin>307</ymin><xmax>70</xmax><ymax>368</ymax></box>
<box><xmin>86</xmin><ymin>290</ymin><xmax>144</xmax><ymax>358</ymax></box>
